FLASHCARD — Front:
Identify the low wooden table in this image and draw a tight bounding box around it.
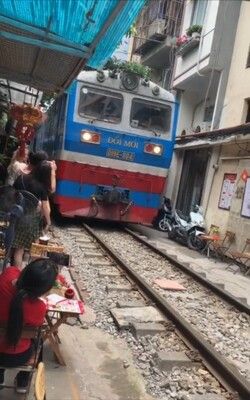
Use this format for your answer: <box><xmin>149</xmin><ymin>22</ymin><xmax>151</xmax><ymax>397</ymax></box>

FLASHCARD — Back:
<box><xmin>43</xmin><ymin>285</ymin><xmax>84</xmax><ymax>366</ymax></box>
<box><xmin>43</xmin><ymin>310</ymin><xmax>80</xmax><ymax>366</ymax></box>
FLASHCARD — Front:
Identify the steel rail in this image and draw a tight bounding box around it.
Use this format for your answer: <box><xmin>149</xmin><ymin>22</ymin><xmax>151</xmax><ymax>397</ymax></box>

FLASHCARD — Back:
<box><xmin>125</xmin><ymin>227</ymin><xmax>250</xmax><ymax>315</ymax></box>
<box><xmin>83</xmin><ymin>223</ymin><xmax>250</xmax><ymax>400</ymax></box>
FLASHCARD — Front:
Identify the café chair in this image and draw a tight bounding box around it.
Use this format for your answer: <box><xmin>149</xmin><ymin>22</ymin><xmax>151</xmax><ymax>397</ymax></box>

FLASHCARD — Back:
<box><xmin>209</xmin><ymin>230</ymin><xmax>235</xmax><ymax>261</ymax></box>
<box><xmin>0</xmin><ymin>324</ymin><xmax>43</xmax><ymax>394</ymax></box>
<box><xmin>226</xmin><ymin>238</ymin><xmax>250</xmax><ymax>275</ymax></box>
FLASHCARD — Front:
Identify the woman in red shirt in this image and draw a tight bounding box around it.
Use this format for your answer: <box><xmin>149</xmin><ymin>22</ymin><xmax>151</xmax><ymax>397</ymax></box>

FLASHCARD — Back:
<box><xmin>0</xmin><ymin>258</ymin><xmax>57</xmax><ymax>394</ymax></box>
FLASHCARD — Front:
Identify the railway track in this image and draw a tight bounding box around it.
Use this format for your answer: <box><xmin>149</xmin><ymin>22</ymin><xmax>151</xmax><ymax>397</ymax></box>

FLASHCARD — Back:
<box><xmin>55</xmin><ymin>223</ymin><xmax>250</xmax><ymax>400</ymax></box>
<box><xmin>125</xmin><ymin>228</ymin><xmax>250</xmax><ymax>315</ymax></box>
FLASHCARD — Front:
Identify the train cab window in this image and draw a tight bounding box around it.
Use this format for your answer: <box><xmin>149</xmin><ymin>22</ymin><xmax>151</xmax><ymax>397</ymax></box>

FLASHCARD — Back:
<box><xmin>130</xmin><ymin>99</ymin><xmax>171</xmax><ymax>135</ymax></box>
<box><xmin>78</xmin><ymin>86</ymin><xmax>123</xmax><ymax>124</ymax></box>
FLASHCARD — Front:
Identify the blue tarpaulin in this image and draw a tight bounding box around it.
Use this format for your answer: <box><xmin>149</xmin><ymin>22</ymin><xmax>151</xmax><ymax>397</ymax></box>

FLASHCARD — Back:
<box><xmin>0</xmin><ymin>0</ymin><xmax>145</xmax><ymax>91</ymax></box>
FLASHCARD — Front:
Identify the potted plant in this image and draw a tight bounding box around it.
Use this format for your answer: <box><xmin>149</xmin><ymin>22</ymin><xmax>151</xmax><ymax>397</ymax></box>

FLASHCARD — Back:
<box><xmin>105</xmin><ymin>58</ymin><xmax>151</xmax><ymax>80</ymax></box>
<box><xmin>186</xmin><ymin>24</ymin><xmax>202</xmax><ymax>39</ymax></box>
<box><xmin>176</xmin><ymin>34</ymin><xmax>189</xmax><ymax>47</ymax></box>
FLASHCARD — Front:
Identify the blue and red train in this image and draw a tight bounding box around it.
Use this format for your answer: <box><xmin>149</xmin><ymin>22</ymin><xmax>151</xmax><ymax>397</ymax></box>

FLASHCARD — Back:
<box><xmin>36</xmin><ymin>70</ymin><xmax>178</xmax><ymax>225</ymax></box>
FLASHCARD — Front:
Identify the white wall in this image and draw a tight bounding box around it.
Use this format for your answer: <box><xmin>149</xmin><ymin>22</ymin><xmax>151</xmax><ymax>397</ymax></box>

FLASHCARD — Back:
<box><xmin>174</xmin><ymin>0</ymin><xmax>219</xmax><ymax>83</ymax></box>
<box><xmin>220</xmin><ymin>1</ymin><xmax>250</xmax><ymax>127</ymax></box>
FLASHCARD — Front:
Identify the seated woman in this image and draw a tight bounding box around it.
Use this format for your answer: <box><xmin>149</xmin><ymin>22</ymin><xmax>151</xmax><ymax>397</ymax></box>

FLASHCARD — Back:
<box><xmin>0</xmin><ymin>258</ymin><xmax>57</xmax><ymax>394</ymax></box>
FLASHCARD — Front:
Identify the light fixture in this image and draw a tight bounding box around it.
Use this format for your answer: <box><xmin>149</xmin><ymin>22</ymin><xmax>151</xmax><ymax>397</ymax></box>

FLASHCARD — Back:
<box><xmin>152</xmin><ymin>86</ymin><xmax>160</xmax><ymax>96</ymax></box>
<box><xmin>144</xmin><ymin>143</ymin><xmax>163</xmax><ymax>156</ymax></box>
<box><xmin>153</xmin><ymin>145</ymin><xmax>162</xmax><ymax>154</ymax></box>
<box><xmin>80</xmin><ymin>130</ymin><xmax>100</xmax><ymax>144</ymax></box>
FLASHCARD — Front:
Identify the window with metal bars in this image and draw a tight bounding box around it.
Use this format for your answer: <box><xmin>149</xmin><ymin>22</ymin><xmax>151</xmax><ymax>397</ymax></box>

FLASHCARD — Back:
<box><xmin>246</xmin><ymin>46</ymin><xmax>250</xmax><ymax>68</ymax></box>
<box><xmin>245</xmin><ymin>99</ymin><xmax>250</xmax><ymax>123</ymax></box>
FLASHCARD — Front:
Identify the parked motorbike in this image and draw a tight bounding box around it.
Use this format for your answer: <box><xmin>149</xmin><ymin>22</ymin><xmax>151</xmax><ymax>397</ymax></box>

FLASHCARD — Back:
<box><xmin>168</xmin><ymin>205</ymin><xmax>206</xmax><ymax>250</ymax></box>
<box><xmin>153</xmin><ymin>197</ymin><xmax>173</xmax><ymax>232</ymax></box>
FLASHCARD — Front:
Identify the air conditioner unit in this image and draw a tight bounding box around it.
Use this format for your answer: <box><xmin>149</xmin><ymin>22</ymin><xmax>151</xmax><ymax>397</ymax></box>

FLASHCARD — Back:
<box><xmin>148</xmin><ymin>18</ymin><xmax>165</xmax><ymax>38</ymax></box>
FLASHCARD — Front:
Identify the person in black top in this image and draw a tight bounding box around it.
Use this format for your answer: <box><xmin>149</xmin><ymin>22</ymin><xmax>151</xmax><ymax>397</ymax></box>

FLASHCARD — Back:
<box><xmin>13</xmin><ymin>161</ymin><xmax>52</xmax><ymax>268</ymax></box>
<box><xmin>27</xmin><ymin>151</ymin><xmax>57</xmax><ymax>193</ymax></box>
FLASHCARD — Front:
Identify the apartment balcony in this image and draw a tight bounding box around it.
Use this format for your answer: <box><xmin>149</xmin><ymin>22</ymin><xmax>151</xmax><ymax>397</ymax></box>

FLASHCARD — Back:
<box><xmin>134</xmin><ymin>18</ymin><xmax>167</xmax><ymax>56</ymax></box>
<box><xmin>133</xmin><ymin>0</ymin><xmax>184</xmax><ymax>68</ymax></box>
<box><xmin>135</xmin><ymin>33</ymin><xmax>173</xmax><ymax>69</ymax></box>
<box><xmin>172</xmin><ymin>0</ymin><xmax>241</xmax><ymax>91</ymax></box>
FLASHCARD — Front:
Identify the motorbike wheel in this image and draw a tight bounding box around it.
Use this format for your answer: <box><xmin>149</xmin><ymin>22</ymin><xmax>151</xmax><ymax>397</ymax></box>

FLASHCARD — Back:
<box><xmin>187</xmin><ymin>232</ymin><xmax>206</xmax><ymax>251</ymax></box>
<box><xmin>158</xmin><ymin>218</ymin><xmax>171</xmax><ymax>232</ymax></box>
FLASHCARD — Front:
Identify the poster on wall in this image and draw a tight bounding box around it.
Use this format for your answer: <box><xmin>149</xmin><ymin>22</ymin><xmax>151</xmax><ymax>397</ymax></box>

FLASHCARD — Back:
<box><xmin>218</xmin><ymin>173</ymin><xmax>237</xmax><ymax>210</ymax></box>
<box><xmin>241</xmin><ymin>177</ymin><xmax>250</xmax><ymax>218</ymax></box>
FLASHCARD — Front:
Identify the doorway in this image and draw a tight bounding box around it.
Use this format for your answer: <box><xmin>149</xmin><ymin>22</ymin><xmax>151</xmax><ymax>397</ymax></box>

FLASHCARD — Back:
<box><xmin>176</xmin><ymin>148</ymin><xmax>209</xmax><ymax>215</ymax></box>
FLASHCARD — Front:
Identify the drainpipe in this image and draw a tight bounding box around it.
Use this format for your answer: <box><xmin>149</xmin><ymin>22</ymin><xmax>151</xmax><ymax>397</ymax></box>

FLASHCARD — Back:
<box><xmin>203</xmin><ymin>144</ymin><xmax>222</xmax><ymax>216</ymax></box>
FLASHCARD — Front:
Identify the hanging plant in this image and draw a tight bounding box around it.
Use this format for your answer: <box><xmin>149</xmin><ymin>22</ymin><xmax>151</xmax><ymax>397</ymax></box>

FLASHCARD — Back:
<box><xmin>10</xmin><ymin>103</ymin><xmax>44</xmax><ymax>156</ymax></box>
<box><xmin>10</xmin><ymin>104</ymin><xmax>43</xmax><ymax>125</ymax></box>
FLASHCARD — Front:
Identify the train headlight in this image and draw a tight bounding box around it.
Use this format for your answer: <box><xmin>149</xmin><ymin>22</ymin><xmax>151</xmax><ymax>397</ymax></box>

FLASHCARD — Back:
<box><xmin>80</xmin><ymin>130</ymin><xmax>100</xmax><ymax>144</ymax></box>
<box><xmin>144</xmin><ymin>143</ymin><xmax>163</xmax><ymax>156</ymax></box>
<box><xmin>153</xmin><ymin>145</ymin><xmax>162</xmax><ymax>155</ymax></box>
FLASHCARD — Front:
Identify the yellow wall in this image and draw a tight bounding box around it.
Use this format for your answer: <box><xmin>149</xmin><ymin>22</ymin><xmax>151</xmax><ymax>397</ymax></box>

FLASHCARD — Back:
<box><xmin>206</xmin><ymin>1</ymin><xmax>250</xmax><ymax>250</ymax></box>
<box><xmin>206</xmin><ymin>143</ymin><xmax>250</xmax><ymax>251</ymax></box>
<box><xmin>220</xmin><ymin>1</ymin><xmax>250</xmax><ymax>127</ymax></box>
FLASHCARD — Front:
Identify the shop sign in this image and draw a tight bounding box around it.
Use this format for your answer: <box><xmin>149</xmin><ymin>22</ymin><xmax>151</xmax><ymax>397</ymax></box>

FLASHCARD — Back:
<box><xmin>241</xmin><ymin>177</ymin><xmax>250</xmax><ymax>218</ymax></box>
<box><xmin>218</xmin><ymin>173</ymin><xmax>237</xmax><ymax>210</ymax></box>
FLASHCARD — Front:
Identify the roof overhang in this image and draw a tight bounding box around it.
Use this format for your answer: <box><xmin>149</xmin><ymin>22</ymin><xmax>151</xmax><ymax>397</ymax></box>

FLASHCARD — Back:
<box><xmin>0</xmin><ymin>0</ymin><xmax>145</xmax><ymax>94</ymax></box>
<box><xmin>175</xmin><ymin>123</ymin><xmax>250</xmax><ymax>150</ymax></box>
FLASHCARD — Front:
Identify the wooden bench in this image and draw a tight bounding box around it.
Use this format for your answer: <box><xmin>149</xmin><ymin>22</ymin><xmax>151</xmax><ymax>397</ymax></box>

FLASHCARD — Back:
<box><xmin>30</xmin><ymin>243</ymin><xmax>64</xmax><ymax>259</ymax></box>
<box><xmin>0</xmin><ymin>325</ymin><xmax>42</xmax><ymax>392</ymax></box>
<box><xmin>29</xmin><ymin>243</ymin><xmax>72</xmax><ymax>269</ymax></box>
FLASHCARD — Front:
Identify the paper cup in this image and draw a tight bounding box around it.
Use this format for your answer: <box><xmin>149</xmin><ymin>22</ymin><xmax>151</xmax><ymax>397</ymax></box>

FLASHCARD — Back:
<box><xmin>65</xmin><ymin>288</ymin><xmax>75</xmax><ymax>299</ymax></box>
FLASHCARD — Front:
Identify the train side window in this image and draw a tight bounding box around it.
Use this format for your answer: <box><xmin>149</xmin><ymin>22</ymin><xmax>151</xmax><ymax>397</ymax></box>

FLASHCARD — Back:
<box><xmin>78</xmin><ymin>86</ymin><xmax>123</xmax><ymax>124</ymax></box>
<box><xmin>130</xmin><ymin>99</ymin><xmax>171</xmax><ymax>135</ymax></box>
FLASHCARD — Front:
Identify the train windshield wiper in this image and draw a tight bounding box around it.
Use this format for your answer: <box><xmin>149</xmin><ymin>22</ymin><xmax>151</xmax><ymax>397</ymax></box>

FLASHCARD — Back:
<box><xmin>147</xmin><ymin>127</ymin><xmax>161</xmax><ymax>137</ymax></box>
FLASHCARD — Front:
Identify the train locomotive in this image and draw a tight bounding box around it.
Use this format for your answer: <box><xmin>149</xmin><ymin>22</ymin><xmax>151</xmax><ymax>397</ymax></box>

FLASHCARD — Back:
<box><xmin>36</xmin><ymin>69</ymin><xmax>178</xmax><ymax>225</ymax></box>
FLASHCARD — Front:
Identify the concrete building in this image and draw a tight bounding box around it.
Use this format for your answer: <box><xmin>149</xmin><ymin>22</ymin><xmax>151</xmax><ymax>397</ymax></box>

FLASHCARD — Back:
<box><xmin>129</xmin><ymin>0</ymin><xmax>184</xmax><ymax>89</ymax></box>
<box><xmin>167</xmin><ymin>0</ymin><xmax>250</xmax><ymax>250</ymax></box>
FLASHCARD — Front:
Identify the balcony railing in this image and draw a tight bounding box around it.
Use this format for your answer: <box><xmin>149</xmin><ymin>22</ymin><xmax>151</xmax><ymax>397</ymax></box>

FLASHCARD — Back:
<box><xmin>133</xmin><ymin>0</ymin><xmax>184</xmax><ymax>55</ymax></box>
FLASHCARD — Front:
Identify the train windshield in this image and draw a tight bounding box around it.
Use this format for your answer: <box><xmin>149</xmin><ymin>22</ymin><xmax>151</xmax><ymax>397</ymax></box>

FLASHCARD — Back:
<box><xmin>130</xmin><ymin>98</ymin><xmax>171</xmax><ymax>135</ymax></box>
<box><xmin>78</xmin><ymin>86</ymin><xmax>123</xmax><ymax>124</ymax></box>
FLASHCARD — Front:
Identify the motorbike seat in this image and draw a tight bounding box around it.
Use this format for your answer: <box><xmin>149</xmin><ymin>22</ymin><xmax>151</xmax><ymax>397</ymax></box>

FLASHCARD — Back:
<box><xmin>176</xmin><ymin>210</ymin><xmax>191</xmax><ymax>223</ymax></box>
